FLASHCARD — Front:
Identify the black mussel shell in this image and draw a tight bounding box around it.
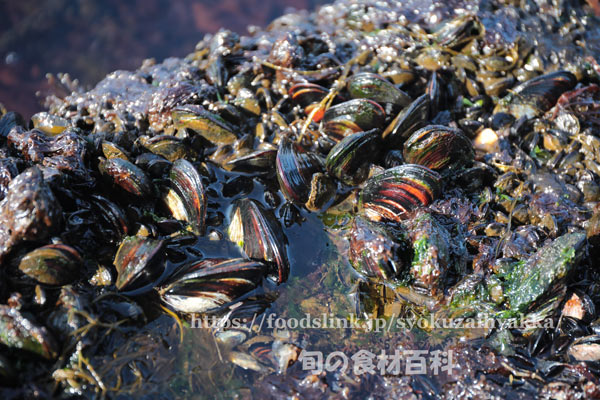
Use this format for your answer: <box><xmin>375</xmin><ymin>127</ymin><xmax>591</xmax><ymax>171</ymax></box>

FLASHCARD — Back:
<box><xmin>276</xmin><ymin>136</ymin><xmax>324</xmax><ymax>204</ymax></box>
<box><xmin>163</xmin><ymin>159</ymin><xmax>207</xmax><ymax>235</ymax></box>
<box><xmin>382</xmin><ymin>94</ymin><xmax>430</xmax><ymax>148</ymax></box>
<box><xmin>403</xmin><ymin>125</ymin><xmax>474</xmax><ymax>173</ymax></box>
<box><xmin>114</xmin><ymin>236</ymin><xmax>165</xmax><ymax>291</ymax></box>
<box><xmin>347</xmin><ymin>72</ymin><xmax>411</xmax><ymax>107</ymax></box>
<box><xmin>172</xmin><ymin>104</ymin><xmax>238</xmax><ymax>144</ymax></box>
<box><xmin>322</xmin><ymin>99</ymin><xmax>386</xmax><ymax>141</ymax></box>
<box><xmin>349</xmin><ymin>216</ymin><xmax>410</xmax><ymax>281</ymax></box>
<box><xmin>360</xmin><ymin>164</ymin><xmax>441</xmax><ymax>223</ymax></box>
<box><xmin>159</xmin><ymin>258</ymin><xmax>266</xmax><ymax>313</ymax></box>
<box><xmin>98</xmin><ymin>157</ymin><xmax>155</xmax><ymax>198</ymax></box>
<box><xmin>0</xmin><ymin>305</ymin><xmax>58</xmax><ymax>360</ymax></box>
<box><xmin>325</xmin><ymin>129</ymin><xmax>381</xmax><ymax>185</ymax></box>
<box><xmin>18</xmin><ymin>244</ymin><xmax>82</xmax><ymax>286</ymax></box>
<box><xmin>229</xmin><ymin>198</ymin><xmax>289</xmax><ymax>284</ymax></box>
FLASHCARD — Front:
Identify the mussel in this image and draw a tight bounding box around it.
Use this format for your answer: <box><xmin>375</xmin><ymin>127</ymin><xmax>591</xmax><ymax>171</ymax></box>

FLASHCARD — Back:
<box><xmin>226</xmin><ymin>149</ymin><xmax>277</xmax><ymax>173</ymax></box>
<box><xmin>172</xmin><ymin>104</ymin><xmax>238</xmax><ymax>144</ymax></box>
<box><xmin>403</xmin><ymin>125</ymin><xmax>474</xmax><ymax>173</ymax></box>
<box><xmin>276</xmin><ymin>136</ymin><xmax>335</xmax><ymax>210</ymax></box>
<box><xmin>229</xmin><ymin>198</ymin><xmax>289</xmax><ymax>284</ymax></box>
<box><xmin>325</xmin><ymin>129</ymin><xmax>381</xmax><ymax>185</ymax></box>
<box><xmin>360</xmin><ymin>164</ymin><xmax>441</xmax><ymax>223</ymax></box>
<box><xmin>346</xmin><ymin>73</ymin><xmax>411</xmax><ymax>107</ymax></box>
<box><xmin>0</xmin><ymin>167</ymin><xmax>62</xmax><ymax>263</ymax></box>
<box><xmin>432</xmin><ymin>14</ymin><xmax>484</xmax><ymax>49</ymax></box>
<box><xmin>382</xmin><ymin>94</ymin><xmax>430</xmax><ymax>148</ymax></box>
<box><xmin>402</xmin><ymin>211</ymin><xmax>452</xmax><ymax>293</ymax></box>
<box><xmin>0</xmin><ymin>305</ymin><xmax>58</xmax><ymax>360</ymax></box>
<box><xmin>349</xmin><ymin>216</ymin><xmax>410</xmax><ymax>281</ymax></box>
<box><xmin>31</xmin><ymin>112</ymin><xmax>70</xmax><ymax>136</ymax></box>
<box><xmin>494</xmin><ymin>71</ymin><xmax>577</xmax><ymax>119</ymax></box>
<box><xmin>322</xmin><ymin>99</ymin><xmax>386</xmax><ymax>141</ymax></box>
<box><xmin>504</xmin><ymin>232</ymin><xmax>586</xmax><ymax>312</ymax></box>
<box><xmin>159</xmin><ymin>258</ymin><xmax>265</xmax><ymax>313</ymax></box>
<box><xmin>98</xmin><ymin>157</ymin><xmax>155</xmax><ymax>198</ymax></box>
<box><xmin>140</xmin><ymin>135</ymin><xmax>195</xmax><ymax>162</ymax></box>
<box><xmin>18</xmin><ymin>244</ymin><xmax>82</xmax><ymax>285</ymax></box>
<box><xmin>289</xmin><ymin>82</ymin><xmax>329</xmax><ymax>121</ymax></box>
<box><xmin>163</xmin><ymin>159</ymin><xmax>207</xmax><ymax>235</ymax></box>
<box><xmin>113</xmin><ymin>236</ymin><xmax>165</xmax><ymax>291</ymax></box>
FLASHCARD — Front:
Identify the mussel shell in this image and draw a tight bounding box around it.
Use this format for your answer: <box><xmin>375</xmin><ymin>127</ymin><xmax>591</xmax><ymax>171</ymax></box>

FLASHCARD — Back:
<box><xmin>276</xmin><ymin>136</ymin><xmax>324</xmax><ymax>204</ymax></box>
<box><xmin>347</xmin><ymin>73</ymin><xmax>411</xmax><ymax>107</ymax></box>
<box><xmin>505</xmin><ymin>232</ymin><xmax>586</xmax><ymax>312</ymax></box>
<box><xmin>90</xmin><ymin>194</ymin><xmax>129</xmax><ymax>240</ymax></box>
<box><xmin>98</xmin><ymin>157</ymin><xmax>154</xmax><ymax>198</ymax></box>
<box><xmin>31</xmin><ymin>112</ymin><xmax>69</xmax><ymax>136</ymax></box>
<box><xmin>426</xmin><ymin>72</ymin><xmax>442</xmax><ymax>113</ymax></box>
<box><xmin>18</xmin><ymin>244</ymin><xmax>82</xmax><ymax>285</ymax></box>
<box><xmin>514</xmin><ymin>71</ymin><xmax>576</xmax><ymax>111</ymax></box>
<box><xmin>135</xmin><ymin>153</ymin><xmax>172</xmax><ymax>178</ymax></box>
<box><xmin>114</xmin><ymin>236</ymin><xmax>164</xmax><ymax>291</ymax></box>
<box><xmin>382</xmin><ymin>94</ymin><xmax>430</xmax><ymax>148</ymax></box>
<box><xmin>101</xmin><ymin>140</ymin><xmax>129</xmax><ymax>160</ymax></box>
<box><xmin>141</xmin><ymin>135</ymin><xmax>194</xmax><ymax>162</ymax></box>
<box><xmin>229</xmin><ymin>198</ymin><xmax>289</xmax><ymax>284</ymax></box>
<box><xmin>226</xmin><ymin>149</ymin><xmax>277</xmax><ymax>173</ymax></box>
<box><xmin>288</xmin><ymin>82</ymin><xmax>328</xmax><ymax>107</ymax></box>
<box><xmin>432</xmin><ymin>14</ymin><xmax>484</xmax><ymax>49</ymax></box>
<box><xmin>349</xmin><ymin>216</ymin><xmax>410</xmax><ymax>281</ymax></box>
<box><xmin>322</xmin><ymin>99</ymin><xmax>386</xmax><ymax>141</ymax></box>
<box><xmin>325</xmin><ymin>129</ymin><xmax>381</xmax><ymax>185</ymax></box>
<box><xmin>164</xmin><ymin>159</ymin><xmax>207</xmax><ymax>235</ymax></box>
<box><xmin>495</xmin><ymin>71</ymin><xmax>576</xmax><ymax>119</ymax></box>
<box><xmin>172</xmin><ymin>104</ymin><xmax>237</xmax><ymax>144</ymax></box>
<box><xmin>0</xmin><ymin>111</ymin><xmax>25</xmax><ymax>139</ymax></box>
<box><xmin>0</xmin><ymin>305</ymin><xmax>58</xmax><ymax>360</ymax></box>
<box><xmin>360</xmin><ymin>164</ymin><xmax>441</xmax><ymax>222</ymax></box>
<box><xmin>403</xmin><ymin>125</ymin><xmax>474</xmax><ymax>173</ymax></box>
<box><xmin>159</xmin><ymin>258</ymin><xmax>265</xmax><ymax>313</ymax></box>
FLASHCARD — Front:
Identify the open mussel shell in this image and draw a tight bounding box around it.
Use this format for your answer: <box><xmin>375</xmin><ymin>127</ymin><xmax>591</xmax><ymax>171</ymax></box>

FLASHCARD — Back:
<box><xmin>163</xmin><ymin>159</ymin><xmax>207</xmax><ymax>235</ymax></box>
<box><xmin>495</xmin><ymin>71</ymin><xmax>576</xmax><ymax>119</ymax></box>
<box><xmin>98</xmin><ymin>157</ymin><xmax>155</xmax><ymax>198</ymax></box>
<box><xmin>403</xmin><ymin>125</ymin><xmax>474</xmax><ymax>173</ymax></box>
<box><xmin>114</xmin><ymin>236</ymin><xmax>165</xmax><ymax>291</ymax></box>
<box><xmin>276</xmin><ymin>136</ymin><xmax>324</xmax><ymax>204</ymax></box>
<box><xmin>159</xmin><ymin>258</ymin><xmax>266</xmax><ymax>313</ymax></box>
<box><xmin>360</xmin><ymin>164</ymin><xmax>441</xmax><ymax>223</ymax></box>
<box><xmin>18</xmin><ymin>244</ymin><xmax>82</xmax><ymax>285</ymax></box>
<box><xmin>0</xmin><ymin>305</ymin><xmax>58</xmax><ymax>360</ymax></box>
<box><xmin>229</xmin><ymin>198</ymin><xmax>289</xmax><ymax>284</ymax></box>
<box><xmin>172</xmin><ymin>104</ymin><xmax>237</xmax><ymax>144</ymax></box>
<box><xmin>349</xmin><ymin>216</ymin><xmax>410</xmax><ymax>281</ymax></box>
<box><xmin>347</xmin><ymin>72</ymin><xmax>411</xmax><ymax>107</ymax></box>
<box><xmin>382</xmin><ymin>93</ymin><xmax>430</xmax><ymax>148</ymax></box>
<box><xmin>325</xmin><ymin>129</ymin><xmax>381</xmax><ymax>185</ymax></box>
<box><xmin>322</xmin><ymin>99</ymin><xmax>386</xmax><ymax>141</ymax></box>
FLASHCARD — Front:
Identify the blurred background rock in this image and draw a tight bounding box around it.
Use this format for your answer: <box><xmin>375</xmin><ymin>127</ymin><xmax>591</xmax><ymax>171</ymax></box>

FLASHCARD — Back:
<box><xmin>0</xmin><ymin>0</ymin><xmax>330</xmax><ymax>119</ymax></box>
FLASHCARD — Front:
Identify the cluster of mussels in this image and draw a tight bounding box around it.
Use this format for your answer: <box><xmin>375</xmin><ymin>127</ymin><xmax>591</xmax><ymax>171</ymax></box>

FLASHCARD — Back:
<box><xmin>2</xmin><ymin>0</ymin><xmax>600</xmax><ymax>395</ymax></box>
